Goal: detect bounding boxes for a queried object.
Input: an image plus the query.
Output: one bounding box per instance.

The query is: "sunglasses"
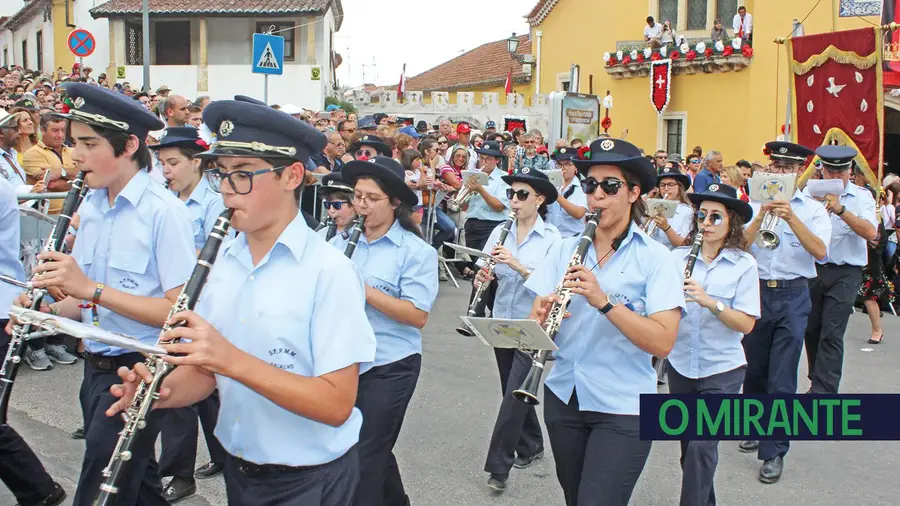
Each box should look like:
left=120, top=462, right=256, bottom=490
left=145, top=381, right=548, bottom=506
left=506, top=188, right=532, bottom=201
left=356, top=149, right=377, bottom=158
left=581, top=177, right=627, bottom=196
left=323, top=200, right=350, bottom=210
left=696, top=209, right=725, bottom=226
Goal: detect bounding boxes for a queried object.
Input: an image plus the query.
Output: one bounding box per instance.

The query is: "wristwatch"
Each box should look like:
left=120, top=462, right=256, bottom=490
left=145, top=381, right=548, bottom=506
left=60, top=168, right=68, bottom=179
left=836, top=205, right=846, bottom=216
left=522, top=268, right=532, bottom=280
left=711, top=301, right=726, bottom=317
left=598, top=295, right=615, bottom=315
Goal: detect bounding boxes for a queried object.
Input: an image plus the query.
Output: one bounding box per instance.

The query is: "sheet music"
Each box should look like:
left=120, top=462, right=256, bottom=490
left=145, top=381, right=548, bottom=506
left=460, top=317, right=559, bottom=352
left=805, top=178, right=845, bottom=198
left=461, top=170, right=489, bottom=186
left=644, top=198, right=678, bottom=219
left=541, top=169, right=565, bottom=189
left=749, top=173, right=795, bottom=202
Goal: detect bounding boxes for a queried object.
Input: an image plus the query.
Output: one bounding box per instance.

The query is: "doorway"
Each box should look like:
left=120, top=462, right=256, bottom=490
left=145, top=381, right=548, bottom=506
left=154, top=21, right=191, bottom=65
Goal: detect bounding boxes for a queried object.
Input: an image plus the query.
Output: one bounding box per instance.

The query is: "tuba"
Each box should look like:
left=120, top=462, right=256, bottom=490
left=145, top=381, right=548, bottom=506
left=456, top=211, right=516, bottom=337
left=513, top=212, right=601, bottom=405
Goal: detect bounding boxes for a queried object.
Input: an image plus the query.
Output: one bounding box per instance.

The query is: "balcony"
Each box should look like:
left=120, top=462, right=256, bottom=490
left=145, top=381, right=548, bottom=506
left=604, top=37, right=754, bottom=80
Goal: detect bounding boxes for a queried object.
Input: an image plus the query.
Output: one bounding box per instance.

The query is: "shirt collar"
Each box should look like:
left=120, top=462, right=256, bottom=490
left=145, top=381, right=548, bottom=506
left=186, top=176, right=211, bottom=205
left=513, top=215, right=547, bottom=242
left=224, top=211, right=310, bottom=264
left=90, top=170, right=150, bottom=208
left=368, top=219, right=404, bottom=247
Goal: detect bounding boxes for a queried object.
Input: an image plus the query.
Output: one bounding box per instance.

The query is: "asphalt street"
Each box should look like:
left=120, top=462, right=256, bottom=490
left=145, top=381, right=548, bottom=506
left=2, top=282, right=899, bottom=505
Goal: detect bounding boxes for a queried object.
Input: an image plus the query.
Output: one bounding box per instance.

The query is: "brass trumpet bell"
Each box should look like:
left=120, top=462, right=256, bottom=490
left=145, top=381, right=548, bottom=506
left=755, top=210, right=781, bottom=250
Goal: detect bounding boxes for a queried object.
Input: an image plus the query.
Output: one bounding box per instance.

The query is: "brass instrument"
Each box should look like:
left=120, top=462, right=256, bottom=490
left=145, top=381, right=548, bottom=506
left=447, top=185, right=475, bottom=212
left=755, top=210, right=781, bottom=249
left=513, top=212, right=601, bottom=405
left=456, top=211, right=516, bottom=337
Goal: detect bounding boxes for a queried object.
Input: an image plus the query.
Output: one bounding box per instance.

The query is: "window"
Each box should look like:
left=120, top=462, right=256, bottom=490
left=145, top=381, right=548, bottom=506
left=717, top=0, right=738, bottom=25
left=21, top=40, right=26, bottom=69
left=556, top=72, right=571, bottom=92
left=665, top=118, right=684, bottom=155
left=658, top=0, right=678, bottom=27
left=255, top=22, right=295, bottom=61
left=3, top=48, right=7, bottom=67
left=687, top=0, right=708, bottom=30
left=126, top=22, right=143, bottom=65
left=35, top=30, right=43, bottom=71
left=154, top=21, right=191, bottom=65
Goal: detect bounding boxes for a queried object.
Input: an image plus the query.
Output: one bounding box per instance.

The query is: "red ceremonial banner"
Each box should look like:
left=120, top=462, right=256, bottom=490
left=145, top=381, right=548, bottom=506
left=650, top=60, right=672, bottom=114
left=788, top=27, right=884, bottom=184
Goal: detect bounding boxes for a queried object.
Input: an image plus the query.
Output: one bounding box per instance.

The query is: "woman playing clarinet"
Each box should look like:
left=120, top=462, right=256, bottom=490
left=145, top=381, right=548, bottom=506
left=669, top=183, right=760, bottom=506
left=477, top=167, right=561, bottom=493
left=523, top=138, right=685, bottom=506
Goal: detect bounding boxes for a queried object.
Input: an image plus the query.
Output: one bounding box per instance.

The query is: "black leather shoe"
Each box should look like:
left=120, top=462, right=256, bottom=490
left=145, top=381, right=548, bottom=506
left=70, top=426, right=85, bottom=440
left=18, top=482, right=66, bottom=506
left=513, top=449, right=544, bottom=469
left=194, top=462, right=224, bottom=479
left=738, top=440, right=758, bottom=453
left=487, top=474, right=508, bottom=493
left=759, top=456, right=784, bottom=483
left=163, top=477, right=197, bottom=503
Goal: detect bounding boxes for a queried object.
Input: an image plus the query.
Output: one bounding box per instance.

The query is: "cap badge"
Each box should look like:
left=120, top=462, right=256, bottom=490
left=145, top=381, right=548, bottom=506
left=73, top=97, right=85, bottom=109
left=522, top=167, right=531, bottom=174
left=708, top=184, right=720, bottom=192
left=159, top=130, right=167, bottom=141
left=779, top=147, right=788, bottom=154
left=560, top=148, right=567, bottom=154
left=600, top=139, right=615, bottom=151
left=327, top=180, right=334, bottom=186
left=219, top=120, right=234, bottom=137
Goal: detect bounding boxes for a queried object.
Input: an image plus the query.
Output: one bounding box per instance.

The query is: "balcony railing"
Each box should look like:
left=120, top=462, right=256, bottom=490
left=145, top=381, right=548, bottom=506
left=605, top=37, right=754, bottom=79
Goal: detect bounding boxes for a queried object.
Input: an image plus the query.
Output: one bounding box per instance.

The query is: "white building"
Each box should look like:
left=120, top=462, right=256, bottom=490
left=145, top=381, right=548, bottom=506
left=88, top=0, right=342, bottom=108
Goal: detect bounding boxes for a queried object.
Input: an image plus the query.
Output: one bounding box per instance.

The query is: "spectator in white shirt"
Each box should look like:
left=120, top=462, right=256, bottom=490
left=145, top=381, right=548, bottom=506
left=733, top=6, right=753, bottom=43
left=644, top=16, right=663, bottom=48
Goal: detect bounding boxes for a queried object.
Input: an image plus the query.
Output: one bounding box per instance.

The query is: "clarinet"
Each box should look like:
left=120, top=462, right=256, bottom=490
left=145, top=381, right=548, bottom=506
left=94, top=209, right=233, bottom=506
left=315, top=216, right=332, bottom=232
left=683, top=230, right=705, bottom=279
left=455, top=211, right=516, bottom=337
left=0, top=172, right=87, bottom=425
left=513, top=211, right=601, bottom=405
left=343, top=216, right=366, bottom=258
left=325, top=219, right=338, bottom=242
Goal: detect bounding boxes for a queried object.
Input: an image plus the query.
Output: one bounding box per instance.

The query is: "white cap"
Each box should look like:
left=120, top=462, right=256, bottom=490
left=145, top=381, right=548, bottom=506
left=280, top=104, right=304, bottom=115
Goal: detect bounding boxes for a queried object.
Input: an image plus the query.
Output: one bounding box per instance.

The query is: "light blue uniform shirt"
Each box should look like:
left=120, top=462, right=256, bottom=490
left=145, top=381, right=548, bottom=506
left=195, top=212, right=376, bottom=466
left=545, top=180, right=588, bottom=238
left=749, top=190, right=832, bottom=280
left=0, top=178, right=24, bottom=315
left=72, top=170, right=195, bottom=356
left=669, top=247, right=761, bottom=379
left=331, top=220, right=438, bottom=368
left=524, top=223, right=686, bottom=415
left=650, top=202, right=694, bottom=249
left=180, top=177, right=229, bottom=251
left=803, top=182, right=875, bottom=267
left=465, top=169, right=510, bottom=222
left=476, top=217, right=561, bottom=319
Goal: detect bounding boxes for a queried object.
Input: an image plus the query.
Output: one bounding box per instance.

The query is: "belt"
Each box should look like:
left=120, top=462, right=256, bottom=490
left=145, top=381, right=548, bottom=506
left=232, top=456, right=326, bottom=477
left=818, top=263, right=863, bottom=269
left=760, top=278, right=808, bottom=289
left=83, top=351, right=143, bottom=372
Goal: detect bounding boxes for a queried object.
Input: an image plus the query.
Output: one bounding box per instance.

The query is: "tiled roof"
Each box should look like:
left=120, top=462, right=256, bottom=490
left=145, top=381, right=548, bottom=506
left=400, top=35, right=532, bottom=93
left=1, top=0, right=50, bottom=32
left=526, top=0, right=561, bottom=26
left=90, top=0, right=343, bottom=29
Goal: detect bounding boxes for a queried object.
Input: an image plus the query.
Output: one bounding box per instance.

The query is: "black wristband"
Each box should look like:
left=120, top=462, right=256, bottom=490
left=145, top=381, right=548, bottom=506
left=836, top=205, right=846, bottom=216
left=598, top=301, right=614, bottom=315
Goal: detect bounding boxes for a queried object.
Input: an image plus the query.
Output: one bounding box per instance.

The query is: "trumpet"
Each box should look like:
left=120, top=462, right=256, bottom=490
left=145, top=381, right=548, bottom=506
left=456, top=211, right=516, bottom=337
left=513, top=211, right=601, bottom=405
left=755, top=210, right=781, bottom=250
left=641, top=194, right=669, bottom=236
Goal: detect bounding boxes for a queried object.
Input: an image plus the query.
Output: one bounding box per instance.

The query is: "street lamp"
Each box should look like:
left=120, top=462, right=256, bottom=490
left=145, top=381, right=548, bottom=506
left=507, top=33, right=519, bottom=55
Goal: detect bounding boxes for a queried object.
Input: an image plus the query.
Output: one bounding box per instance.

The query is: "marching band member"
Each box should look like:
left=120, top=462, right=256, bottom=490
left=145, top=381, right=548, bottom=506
left=9, top=83, right=197, bottom=505
left=803, top=145, right=876, bottom=394
left=545, top=147, right=588, bottom=238
left=479, top=168, right=561, bottom=493
left=318, top=172, right=358, bottom=240
left=740, top=141, right=831, bottom=484
left=348, top=134, right=392, bottom=160
left=150, top=126, right=229, bottom=500
left=648, top=166, right=694, bottom=249
left=108, top=100, right=377, bottom=505
left=332, top=156, right=439, bottom=506
left=524, top=138, right=685, bottom=506
left=669, top=184, right=760, bottom=506
left=462, top=140, right=511, bottom=317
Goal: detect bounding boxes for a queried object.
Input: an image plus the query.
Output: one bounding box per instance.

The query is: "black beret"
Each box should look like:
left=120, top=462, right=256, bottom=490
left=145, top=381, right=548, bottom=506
left=62, top=82, right=164, bottom=139
left=197, top=100, right=326, bottom=163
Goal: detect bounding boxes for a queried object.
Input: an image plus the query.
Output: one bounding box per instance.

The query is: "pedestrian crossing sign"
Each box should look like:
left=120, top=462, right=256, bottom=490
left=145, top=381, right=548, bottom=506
left=252, top=33, right=284, bottom=75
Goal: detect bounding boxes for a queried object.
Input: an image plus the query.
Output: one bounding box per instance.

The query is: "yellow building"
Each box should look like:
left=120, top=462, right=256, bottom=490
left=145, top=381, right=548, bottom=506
left=0, top=0, right=78, bottom=72
left=526, top=0, right=883, bottom=165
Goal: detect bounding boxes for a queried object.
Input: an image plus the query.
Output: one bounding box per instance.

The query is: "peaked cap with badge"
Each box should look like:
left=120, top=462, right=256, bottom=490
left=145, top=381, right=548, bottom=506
left=551, top=146, right=578, bottom=162
left=474, top=140, right=506, bottom=158
left=320, top=172, right=354, bottom=195
left=503, top=167, right=559, bottom=203
left=764, top=141, right=815, bottom=163
left=197, top=100, right=326, bottom=162
left=61, top=82, right=165, bottom=139
left=656, top=165, right=691, bottom=191
left=815, top=145, right=857, bottom=171
left=573, top=137, right=657, bottom=194
left=342, top=156, right=418, bottom=207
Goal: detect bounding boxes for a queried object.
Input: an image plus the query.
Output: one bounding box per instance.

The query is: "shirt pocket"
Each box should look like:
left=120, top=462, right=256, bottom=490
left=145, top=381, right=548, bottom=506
left=781, top=227, right=802, bottom=248
left=108, top=249, right=153, bottom=293
left=706, top=281, right=736, bottom=306
left=367, top=262, right=401, bottom=298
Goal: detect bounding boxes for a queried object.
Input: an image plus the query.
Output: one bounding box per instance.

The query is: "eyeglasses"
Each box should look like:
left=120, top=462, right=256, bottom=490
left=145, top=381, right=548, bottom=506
left=696, top=209, right=725, bottom=226
left=353, top=192, right=389, bottom=205
left=342, top=128, right=357, bottom=133
left=438, top=141, right=449, bottom=145
left=323, top=200, right=350, bottom=210
left=659, top=182, right=680, bottom=189
left=205, top=166, right=284, bottom=195
left=356, top=149, right=377, bottom=158
left=581, top=177, right=627, bottom=196
left=506, top=188, right=532, bottom=201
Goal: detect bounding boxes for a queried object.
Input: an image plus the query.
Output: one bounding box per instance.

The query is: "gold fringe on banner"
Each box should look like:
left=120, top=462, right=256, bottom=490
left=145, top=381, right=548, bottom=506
left=798, top=127, right=882, bottom=195
left=790, top=47, right=877, bottom=75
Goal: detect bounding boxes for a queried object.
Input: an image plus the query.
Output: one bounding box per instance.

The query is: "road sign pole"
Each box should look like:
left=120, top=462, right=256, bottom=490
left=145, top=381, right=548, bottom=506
left=264, top=74, right=269, bottom=105
left=142, top=0, right=150, bottom=92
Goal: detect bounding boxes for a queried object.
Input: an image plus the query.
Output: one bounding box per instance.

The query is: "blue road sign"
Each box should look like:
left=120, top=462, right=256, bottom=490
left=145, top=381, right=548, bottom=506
left=252, top=33, right=285, bottom=76
left=67, top=29, right=96, bottom=58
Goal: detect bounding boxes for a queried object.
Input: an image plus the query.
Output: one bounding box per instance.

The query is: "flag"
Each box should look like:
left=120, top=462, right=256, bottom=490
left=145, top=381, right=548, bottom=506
left=788, top=27, right=884, bottom=185
left=650, top=59, right=672, bottom=114
left=397, top=63, right=406, bottom=101
left=504, top=70, right=512, bottom=95
left=882, top=0, right=900, bottom=86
